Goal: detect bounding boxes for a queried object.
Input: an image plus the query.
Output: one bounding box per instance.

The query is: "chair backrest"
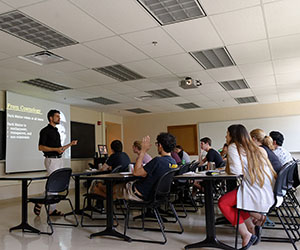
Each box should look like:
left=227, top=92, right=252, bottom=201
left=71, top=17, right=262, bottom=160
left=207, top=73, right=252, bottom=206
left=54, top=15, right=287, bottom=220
left=111, top=165, right=123, bottom=173
left=273, top=161, right=296, bottom=207
left=153, top=168, right=179, bottom=202
left=46, top=168, right=72, bottom=194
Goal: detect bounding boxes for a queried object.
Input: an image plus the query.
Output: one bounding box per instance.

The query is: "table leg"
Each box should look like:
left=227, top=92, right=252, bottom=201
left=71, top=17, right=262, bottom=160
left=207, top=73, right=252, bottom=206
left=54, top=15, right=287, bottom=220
left=184, top=180, right=234, bottom=250
left=90, top=180, right=131, bottom=242
left=10, top=180, right=40, bottom=234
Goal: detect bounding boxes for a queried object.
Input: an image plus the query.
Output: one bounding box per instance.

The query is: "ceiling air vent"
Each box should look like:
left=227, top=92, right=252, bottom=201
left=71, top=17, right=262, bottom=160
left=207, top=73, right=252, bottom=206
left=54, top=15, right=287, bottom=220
left=235, top=96, right=258, bottom=104
left=176, top=102, right=200, bottom=109
left=146, top=88, right=179, bottom=98
left=19, top=51, right=66, bottom=65
left=137, top=0, right=206, bottom=25
left=190, top=47, right=235, bottom=69
left=126, top=108, right=151, bottom=114
left=0, top=10, right=77, bottom=49
left=86, top=97, right=119, bottom=105
left=20, top=78, right=70, bottom=91
left=219, top=79, right=249, bottom=91
left=93, top=64, right=145, bottom=82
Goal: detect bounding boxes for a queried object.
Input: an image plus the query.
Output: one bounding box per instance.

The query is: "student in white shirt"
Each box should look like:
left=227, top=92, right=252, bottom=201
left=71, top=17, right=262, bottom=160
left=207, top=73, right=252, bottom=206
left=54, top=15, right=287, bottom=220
left=218, top=124, right=276, bottom=249
left=269, top=131, right=293, bottom=165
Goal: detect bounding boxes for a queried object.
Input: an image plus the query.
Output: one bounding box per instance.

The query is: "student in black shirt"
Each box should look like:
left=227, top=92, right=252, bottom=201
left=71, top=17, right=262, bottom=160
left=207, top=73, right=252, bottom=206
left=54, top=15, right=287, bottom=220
left=100, top=140, right=130, bottom=172
left=200, top=137, right=225, bottom=169
left=91, top=132, right=177, bottom=201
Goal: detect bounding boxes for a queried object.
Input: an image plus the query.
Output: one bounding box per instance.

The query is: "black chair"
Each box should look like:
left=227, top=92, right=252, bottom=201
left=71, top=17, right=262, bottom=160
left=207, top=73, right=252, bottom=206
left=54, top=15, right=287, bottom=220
left=80, top=165, right=123, bottom=227
left=124, top=168, right=183, bottom=244
left=28, top=168, right=78, bottom=235
left=260, top=161, right=299, bottom=250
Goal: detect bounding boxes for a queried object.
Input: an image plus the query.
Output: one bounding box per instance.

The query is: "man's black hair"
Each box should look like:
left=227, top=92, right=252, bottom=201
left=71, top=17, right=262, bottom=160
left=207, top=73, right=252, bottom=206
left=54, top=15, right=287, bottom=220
left=200, top=137, right=212, bottom=146
left=47, top=109, right=60, bottom=122
left=269, top=131, right=284, bottom=146
left=156, top=132, right=176, bottom=153
left=110, top=140, right=123, bottom=153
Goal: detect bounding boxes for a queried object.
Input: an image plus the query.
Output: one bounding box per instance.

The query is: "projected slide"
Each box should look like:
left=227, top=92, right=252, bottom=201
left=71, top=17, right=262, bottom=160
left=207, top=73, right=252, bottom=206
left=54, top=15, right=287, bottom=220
left=6, top=92, right=71, bottom=173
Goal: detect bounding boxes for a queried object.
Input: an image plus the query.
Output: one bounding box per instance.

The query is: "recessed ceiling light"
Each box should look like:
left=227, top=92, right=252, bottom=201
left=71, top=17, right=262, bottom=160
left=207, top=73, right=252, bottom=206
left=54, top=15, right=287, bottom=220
left=126, top=108, right=151, bottom=114
left=0, top=10, right=77, bottom=49
left=20, top=78, right=70, bottom=91
left=86, top=97, right=119, bottom=105
left=176, top=102, right=201, bottom=109
left=219, top=79, right=249, bottom=91
left=18, top=51, right=67, bottom=65
left=235, top=96, right=258, bottom=104
left=137, top=0, right=206, bottom=25
left=146, top=88, right=179, bottom=98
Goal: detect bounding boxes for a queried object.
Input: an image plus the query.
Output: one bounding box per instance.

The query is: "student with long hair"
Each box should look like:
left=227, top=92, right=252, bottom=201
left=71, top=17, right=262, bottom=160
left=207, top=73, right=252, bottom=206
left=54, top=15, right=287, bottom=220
left=250, top=129, right=282, bottom=173
left=218, top=124, right=276, bottom=249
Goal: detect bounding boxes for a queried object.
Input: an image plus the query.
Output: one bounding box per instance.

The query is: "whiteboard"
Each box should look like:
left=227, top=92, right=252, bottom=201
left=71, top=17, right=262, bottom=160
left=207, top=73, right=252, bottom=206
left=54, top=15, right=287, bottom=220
left=198, top=115, right=300, bottom=152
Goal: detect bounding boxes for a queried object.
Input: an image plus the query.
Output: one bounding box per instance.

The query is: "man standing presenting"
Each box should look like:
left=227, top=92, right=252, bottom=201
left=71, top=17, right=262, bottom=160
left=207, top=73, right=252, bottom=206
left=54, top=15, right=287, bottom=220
left=35, top=109, right=77, bottom=216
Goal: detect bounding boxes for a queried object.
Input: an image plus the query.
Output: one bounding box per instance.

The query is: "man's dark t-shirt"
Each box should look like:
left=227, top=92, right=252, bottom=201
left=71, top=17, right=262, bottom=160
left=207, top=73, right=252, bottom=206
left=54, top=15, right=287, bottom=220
left=106, top=152, right=130, bottom=172
left=261, top=145, right=282, bottom=173
left=206, top=148, right=225, bottom=168
left=38, top=124, right=61, bottom=157
left=134, top=156, right=176, bottom=201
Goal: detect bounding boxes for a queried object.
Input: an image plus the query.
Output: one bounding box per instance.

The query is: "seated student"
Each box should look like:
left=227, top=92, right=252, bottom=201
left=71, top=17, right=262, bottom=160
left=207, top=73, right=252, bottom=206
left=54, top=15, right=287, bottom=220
left=132, top=140, right=152, bottom=165
left=250, top=129, right=282, bottom=173
left=175, top=145, right=191, bottom=164
left=218, top=125, right=276, bottom=249
left=100, top=140, right=130, bottom=172
left=91, top=133, right=177, bottom=201
left=199, top=137, right=225, bottom=169
left=220, top=143, right=228, bottom=161
left=269, top=131, right=293, bottom=166
left=171, top=150, right=182, bottom=165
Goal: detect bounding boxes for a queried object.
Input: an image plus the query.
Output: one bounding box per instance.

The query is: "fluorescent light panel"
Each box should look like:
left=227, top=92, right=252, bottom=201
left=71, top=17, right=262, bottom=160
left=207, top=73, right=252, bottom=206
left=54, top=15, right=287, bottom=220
left=235, top=96, right=257, bottom=104
left=219, top=79, right=249, bottom=91
left=176, top=102, right=200, bottom=109
left=21, top=78, right=70, bottom=91
left=137, top=0, right=206, bottom=25
left=146, top=88, right=179, bottom=98
left=87, top=97, right=119, bottom=105
left=126, top=108, right=151, bottom=114
left=0, top=10, right=77, bottom=49
left=93, top=64, right=145, bottom=82
left=190, top=47, right=235, bottom=69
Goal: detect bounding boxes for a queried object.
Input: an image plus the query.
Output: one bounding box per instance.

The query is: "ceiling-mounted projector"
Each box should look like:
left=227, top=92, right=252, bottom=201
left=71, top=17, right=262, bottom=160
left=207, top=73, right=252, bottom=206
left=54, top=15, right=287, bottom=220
left=179, top=77, right=202, bottom=89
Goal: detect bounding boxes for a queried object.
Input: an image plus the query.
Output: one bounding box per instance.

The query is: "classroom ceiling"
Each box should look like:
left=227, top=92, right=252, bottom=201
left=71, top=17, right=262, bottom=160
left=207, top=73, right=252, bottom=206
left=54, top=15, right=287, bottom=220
left=0, top=0, right=299, bottom=116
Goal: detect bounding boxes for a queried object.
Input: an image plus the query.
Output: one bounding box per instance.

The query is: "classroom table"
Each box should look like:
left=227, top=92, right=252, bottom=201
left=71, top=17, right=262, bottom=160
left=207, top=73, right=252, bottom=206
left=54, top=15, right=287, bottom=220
left=0, top=174, right=48, bottom=234
left=80, top=173, right=140, bottom=241
left=175, top=172, right=242, bottom=250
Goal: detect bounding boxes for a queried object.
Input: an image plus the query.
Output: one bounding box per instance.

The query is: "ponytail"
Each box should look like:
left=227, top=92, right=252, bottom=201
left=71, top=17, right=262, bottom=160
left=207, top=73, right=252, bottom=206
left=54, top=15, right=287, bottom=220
left=262, top=136, right=275, bottom=150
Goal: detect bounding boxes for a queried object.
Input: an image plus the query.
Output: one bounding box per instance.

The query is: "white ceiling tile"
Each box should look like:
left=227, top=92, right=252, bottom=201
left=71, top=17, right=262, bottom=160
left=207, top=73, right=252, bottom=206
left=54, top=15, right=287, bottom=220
left=273, top=57, right=300, bottom=74
left=1, top=0, right=45, bottom=8
left=277, top=82, right=300, bottom=91
left=123, top=59, right=170, bottom=77
left=101, top=82, right=138, bottom=94
left=279, top=91, right=300, bottom=102
left=167, top=86, right=201, bottom=97
left=256, top=94, right=279, bottom=103
left=228, top=89, right=254, bottom=98
left=124, top=79, right=162, bottom=91
left=200, top=0, right=260, bottom=15
left=21, top=0, right=114, bottom=42
left=0, top=31, right=41, bottom=56
left=198, top=82, right=224, bottom=93
left=84, top=36, right=148, bottom=63
left=184, top=94, right=210, bottom=102
left=177, top=70, right=215, bottom=84
left=214, top=98, right=239, bottom=106
left=77, top=85, right=118, bottom=96
left=121, top=27, right=184, bottom=58
left=246, top=75, right=276, bottom=87
left=210, top=6, right=266, bottom=44
left=51, top=44, right=115, bottom=68
left=276, top=72, right=300, bottom=85
left=45, top=61, right=86, bottom=73
left=56, top=89, right=93, bottom=99
left=251, top=86, right=278, bottom=96
left=199, top=100, right=219, bottom=108
left=227, top=40, right=271, bottom=65
left=0, top=51, right=10, bottom=60
left=104, top=94, right=134, bottom=103
left=155, top=53, right=203, bottom=74
left=69, top=69, right=117, bottom=85
left=0, top=1, right=13, bottom=13
left=163, top=17, right=223, bottom=52
left=270, top=34, right=300, bottom=59
left=264, top=0, right=300, bottom=38
left=206, top=66, right=243, bottom=81
left=163, top=97, right=188, bottom=104
left=204, top=91, right=232, bottom=100
left=70, top=0, right=158, bottom=34
left=148, top=75, right=179, bottom=87
left=238, top=61, right=274, bottom=78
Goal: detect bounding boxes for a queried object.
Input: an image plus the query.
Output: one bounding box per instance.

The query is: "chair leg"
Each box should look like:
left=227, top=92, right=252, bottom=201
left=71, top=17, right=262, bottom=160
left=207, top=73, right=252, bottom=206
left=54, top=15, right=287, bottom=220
left=235, top=209, right=240, bottom=249
left=51, top=199, right=78, bottom=227
left=168, top=203, right=184, bottom=233
left=40, top=204, right=53, bottom=235
left=153, top=208, right=167, bottom=244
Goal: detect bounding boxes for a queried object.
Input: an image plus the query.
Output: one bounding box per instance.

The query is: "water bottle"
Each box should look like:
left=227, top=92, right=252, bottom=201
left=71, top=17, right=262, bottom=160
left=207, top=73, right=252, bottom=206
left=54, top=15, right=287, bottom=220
left=182, top=159, right=186, bottom=165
